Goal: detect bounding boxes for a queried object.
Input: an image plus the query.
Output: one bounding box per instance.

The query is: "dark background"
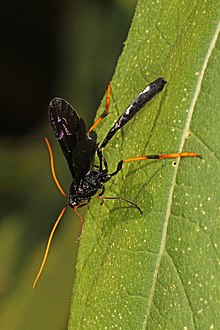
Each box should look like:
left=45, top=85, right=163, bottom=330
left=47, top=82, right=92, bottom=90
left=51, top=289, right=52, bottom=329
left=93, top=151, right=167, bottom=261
left=0, top=1, right=136, bottom=329
left=1, top=0, right=136, bottom=137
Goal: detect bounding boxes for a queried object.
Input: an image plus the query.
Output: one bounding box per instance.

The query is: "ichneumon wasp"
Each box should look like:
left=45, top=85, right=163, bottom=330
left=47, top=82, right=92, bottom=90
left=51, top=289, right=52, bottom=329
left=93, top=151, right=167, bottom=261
left=32, top=77, right=201, bottom=287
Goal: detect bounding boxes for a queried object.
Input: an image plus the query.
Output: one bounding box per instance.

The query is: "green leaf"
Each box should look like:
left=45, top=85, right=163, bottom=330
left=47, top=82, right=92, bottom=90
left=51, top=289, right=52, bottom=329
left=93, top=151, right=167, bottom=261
left=69, top=1, right=220, bottom=329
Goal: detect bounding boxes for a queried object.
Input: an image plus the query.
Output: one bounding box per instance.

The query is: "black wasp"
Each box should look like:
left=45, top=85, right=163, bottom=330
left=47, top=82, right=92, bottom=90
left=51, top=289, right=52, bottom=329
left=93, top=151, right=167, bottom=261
left=33, top=77, right=201, bottom=287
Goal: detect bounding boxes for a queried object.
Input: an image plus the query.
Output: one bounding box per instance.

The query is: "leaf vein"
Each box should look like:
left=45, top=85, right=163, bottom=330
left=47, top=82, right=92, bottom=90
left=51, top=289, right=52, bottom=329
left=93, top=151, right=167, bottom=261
left=142, top=20, right=220, bottom=329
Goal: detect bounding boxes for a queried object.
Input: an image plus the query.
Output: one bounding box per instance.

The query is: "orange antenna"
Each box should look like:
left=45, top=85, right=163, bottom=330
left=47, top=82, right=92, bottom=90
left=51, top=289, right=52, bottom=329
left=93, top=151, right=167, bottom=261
left=32, top=207, right=66, bottom=288
left=45, top=137, right=67, bottom=198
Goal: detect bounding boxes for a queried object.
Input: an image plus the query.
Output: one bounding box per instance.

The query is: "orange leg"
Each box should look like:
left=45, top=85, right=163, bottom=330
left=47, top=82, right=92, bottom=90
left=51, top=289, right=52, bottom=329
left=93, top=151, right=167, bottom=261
left=87, top=83, right=111, bottom=134
left=74, top=206, right=85, bottom=242
left=110, top=152, right=201, bottom=177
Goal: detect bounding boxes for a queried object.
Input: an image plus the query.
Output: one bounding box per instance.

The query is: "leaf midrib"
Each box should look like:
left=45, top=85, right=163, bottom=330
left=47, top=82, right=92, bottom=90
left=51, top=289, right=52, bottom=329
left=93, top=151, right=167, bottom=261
left=143, top=20, right=220, bottom=328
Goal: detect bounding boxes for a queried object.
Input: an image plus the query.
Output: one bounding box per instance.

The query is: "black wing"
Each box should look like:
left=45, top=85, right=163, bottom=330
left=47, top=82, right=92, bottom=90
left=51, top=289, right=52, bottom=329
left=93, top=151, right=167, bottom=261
left=49, top=97, right=97, bottom=186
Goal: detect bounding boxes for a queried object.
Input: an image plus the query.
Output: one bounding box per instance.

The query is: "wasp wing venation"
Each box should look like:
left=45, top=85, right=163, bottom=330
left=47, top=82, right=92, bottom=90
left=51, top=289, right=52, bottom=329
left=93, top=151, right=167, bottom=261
left=49, top=97, right=97, bottom=184
left=71, top=139, right=97, bottom=186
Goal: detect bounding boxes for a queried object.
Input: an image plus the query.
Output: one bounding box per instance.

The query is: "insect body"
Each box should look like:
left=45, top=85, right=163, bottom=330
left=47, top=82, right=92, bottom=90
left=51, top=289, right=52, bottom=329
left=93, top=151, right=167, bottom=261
left=33, top=77, right=201, bottom=288
left=49, top=78, right=170, bottom=210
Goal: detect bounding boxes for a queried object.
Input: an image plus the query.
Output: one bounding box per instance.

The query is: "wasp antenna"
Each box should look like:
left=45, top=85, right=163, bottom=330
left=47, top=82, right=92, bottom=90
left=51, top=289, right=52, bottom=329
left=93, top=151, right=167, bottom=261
left=32, top=207, right=66, bottom=289
left=45, top=137, right=67, bottom=198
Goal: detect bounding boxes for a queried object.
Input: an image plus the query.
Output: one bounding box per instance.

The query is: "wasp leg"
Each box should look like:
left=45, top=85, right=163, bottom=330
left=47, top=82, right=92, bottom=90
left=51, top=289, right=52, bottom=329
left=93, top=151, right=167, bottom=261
left=109, top=152, right=201, bottom=177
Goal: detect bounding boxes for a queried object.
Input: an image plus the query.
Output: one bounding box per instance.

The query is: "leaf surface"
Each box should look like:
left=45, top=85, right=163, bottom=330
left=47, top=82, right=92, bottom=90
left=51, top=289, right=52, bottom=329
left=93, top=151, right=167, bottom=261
left=69, top=1, right=220, bottom=329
